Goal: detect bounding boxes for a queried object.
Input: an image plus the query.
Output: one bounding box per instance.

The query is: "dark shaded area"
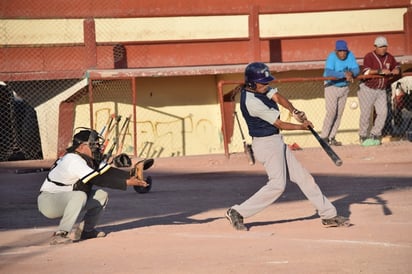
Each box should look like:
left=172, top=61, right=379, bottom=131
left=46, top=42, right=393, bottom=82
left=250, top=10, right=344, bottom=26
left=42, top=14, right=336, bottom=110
left=0, top=170, right=410, bottom=232
left=0, top=84, right=43, bottom=161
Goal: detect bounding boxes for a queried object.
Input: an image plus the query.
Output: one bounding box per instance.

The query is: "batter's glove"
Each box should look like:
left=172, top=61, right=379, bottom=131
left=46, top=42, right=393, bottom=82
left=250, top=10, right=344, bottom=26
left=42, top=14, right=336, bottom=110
left=292, top=109, right=307, bottom=123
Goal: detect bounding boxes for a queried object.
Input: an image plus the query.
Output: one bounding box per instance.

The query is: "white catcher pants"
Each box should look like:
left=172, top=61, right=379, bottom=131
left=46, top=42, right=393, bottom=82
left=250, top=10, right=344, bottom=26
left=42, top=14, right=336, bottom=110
left=38, top=189, right=108, bottom=233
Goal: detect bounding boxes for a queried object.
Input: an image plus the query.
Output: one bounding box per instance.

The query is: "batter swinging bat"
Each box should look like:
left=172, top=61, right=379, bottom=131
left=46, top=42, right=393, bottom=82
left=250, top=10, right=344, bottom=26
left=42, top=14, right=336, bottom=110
left=308, top=126, right=342, bottom=166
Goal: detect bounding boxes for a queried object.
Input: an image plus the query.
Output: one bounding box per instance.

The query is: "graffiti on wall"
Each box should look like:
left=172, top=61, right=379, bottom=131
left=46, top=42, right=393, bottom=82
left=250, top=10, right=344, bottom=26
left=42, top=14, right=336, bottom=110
left=93, top=107, right=222, bottom=158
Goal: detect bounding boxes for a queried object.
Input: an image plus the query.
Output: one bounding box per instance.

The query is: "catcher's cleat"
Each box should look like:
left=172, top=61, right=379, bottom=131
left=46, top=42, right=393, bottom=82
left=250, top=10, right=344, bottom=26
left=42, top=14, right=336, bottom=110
left=225, top=208, right=248, bottom=231
left=74, top=221, right=106, bottom=241
left=50, top=230, right=72, bottom=245
left=322, top=215, right=351, bottom=227
left=80, top=229, right=106, bottom=240
left=134, top=176, right=152, bottom=193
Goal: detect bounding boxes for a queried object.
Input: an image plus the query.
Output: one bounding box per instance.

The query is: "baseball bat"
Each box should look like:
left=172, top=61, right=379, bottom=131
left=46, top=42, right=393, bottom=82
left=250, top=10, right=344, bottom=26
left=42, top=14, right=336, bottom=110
left=99, top=113, right=114, bottom=136
left=234, top=111, right=255, bottom=165
left=308, top=126, right=342, bottom=166
left=103, top=114, right=115, bottom=139
left=116, top=114, right=131, bottom=155
left=102, top=115, right=131, bottom=164
left=102, top=115, right=122, bottom=153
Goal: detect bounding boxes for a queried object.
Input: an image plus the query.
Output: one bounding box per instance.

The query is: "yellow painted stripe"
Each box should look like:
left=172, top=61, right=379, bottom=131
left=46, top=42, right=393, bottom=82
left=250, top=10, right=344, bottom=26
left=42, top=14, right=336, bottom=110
left=94, top=15, right=249, bottom=42
left=0, top=19, right=84, bottom=45
left=0, top=8, right=407, bottom=45
left=259, top=8, right=406, bottom=38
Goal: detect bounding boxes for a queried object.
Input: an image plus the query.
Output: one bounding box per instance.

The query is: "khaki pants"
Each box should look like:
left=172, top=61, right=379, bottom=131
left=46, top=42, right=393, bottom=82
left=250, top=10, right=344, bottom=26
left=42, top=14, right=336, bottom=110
left=358, top=83, right=388, bottom=138
left=38, top=189, right=108, bottom=233
left=320, top=85, right=349, bottom=140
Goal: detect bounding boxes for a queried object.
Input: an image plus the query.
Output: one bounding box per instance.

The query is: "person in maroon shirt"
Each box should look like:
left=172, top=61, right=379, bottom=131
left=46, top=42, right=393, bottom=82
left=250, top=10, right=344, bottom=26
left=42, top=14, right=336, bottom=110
left=358, top=36, right=401, bottom=145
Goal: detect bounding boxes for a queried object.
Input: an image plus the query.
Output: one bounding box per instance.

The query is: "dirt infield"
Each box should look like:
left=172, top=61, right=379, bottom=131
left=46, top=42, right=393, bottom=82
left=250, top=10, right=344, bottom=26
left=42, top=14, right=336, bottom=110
left=0, top=141, right=411, bottom=274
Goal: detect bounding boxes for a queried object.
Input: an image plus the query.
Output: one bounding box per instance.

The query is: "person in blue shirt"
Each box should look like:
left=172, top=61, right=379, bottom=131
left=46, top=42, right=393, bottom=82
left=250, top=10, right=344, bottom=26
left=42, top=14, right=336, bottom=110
left=320, top=40, right=360, bottom=145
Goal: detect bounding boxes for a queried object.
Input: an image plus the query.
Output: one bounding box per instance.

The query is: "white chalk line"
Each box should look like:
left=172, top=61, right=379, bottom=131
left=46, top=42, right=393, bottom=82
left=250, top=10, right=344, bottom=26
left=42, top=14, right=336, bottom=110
left=291, top=238, right=412, bottom=248
left=173, top=232, right=411, bottom=248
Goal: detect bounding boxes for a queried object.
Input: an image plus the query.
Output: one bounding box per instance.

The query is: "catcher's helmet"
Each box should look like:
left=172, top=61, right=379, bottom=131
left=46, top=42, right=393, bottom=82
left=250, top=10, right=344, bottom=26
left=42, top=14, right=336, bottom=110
left=244, top=62, right=275, bottom=89
left=67, top=128, right=104, bottom=162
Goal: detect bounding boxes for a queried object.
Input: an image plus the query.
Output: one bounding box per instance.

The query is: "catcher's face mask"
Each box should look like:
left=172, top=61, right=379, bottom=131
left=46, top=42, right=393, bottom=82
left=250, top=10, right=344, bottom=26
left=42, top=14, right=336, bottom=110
left=72, top=128, right=104, bottom=161
left=86, top=129, right=104, bottom=162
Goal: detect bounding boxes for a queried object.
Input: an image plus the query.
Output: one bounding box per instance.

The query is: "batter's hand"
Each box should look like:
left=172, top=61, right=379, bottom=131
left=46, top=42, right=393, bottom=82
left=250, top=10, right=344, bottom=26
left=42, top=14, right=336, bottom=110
left=302, top=120, right=314, bottom=130
left=292, top=109, right=307, bottom=123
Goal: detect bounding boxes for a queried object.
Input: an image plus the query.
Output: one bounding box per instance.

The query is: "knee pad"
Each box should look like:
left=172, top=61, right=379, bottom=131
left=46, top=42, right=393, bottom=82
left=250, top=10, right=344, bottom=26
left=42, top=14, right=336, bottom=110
left=94, top=189, right=109, bottom=207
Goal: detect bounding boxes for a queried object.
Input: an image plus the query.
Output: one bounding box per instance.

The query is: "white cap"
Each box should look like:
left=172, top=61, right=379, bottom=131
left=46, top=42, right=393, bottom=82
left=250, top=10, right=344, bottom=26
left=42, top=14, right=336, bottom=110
left=374, top=36, right=388, bottom=47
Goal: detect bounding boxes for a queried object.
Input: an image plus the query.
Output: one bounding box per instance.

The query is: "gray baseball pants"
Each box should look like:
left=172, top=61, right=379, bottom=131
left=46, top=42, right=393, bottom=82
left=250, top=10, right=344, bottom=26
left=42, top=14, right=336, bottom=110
left=232, top=134, right=337, bottom=219
left=358, top=83, right=388, bottom=137
left=320, top=85, right=349, bottom=139
left=38, top=189, right=108, bottom=233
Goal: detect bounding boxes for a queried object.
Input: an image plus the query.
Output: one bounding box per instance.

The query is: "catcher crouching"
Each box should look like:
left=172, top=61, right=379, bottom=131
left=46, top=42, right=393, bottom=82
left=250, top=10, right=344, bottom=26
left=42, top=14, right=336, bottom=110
left=37, top=128, right=153, bottom=245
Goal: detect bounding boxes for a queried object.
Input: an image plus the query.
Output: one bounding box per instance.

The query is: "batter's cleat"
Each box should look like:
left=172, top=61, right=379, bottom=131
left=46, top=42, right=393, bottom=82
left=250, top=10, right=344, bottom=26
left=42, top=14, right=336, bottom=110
left=225, top=208, right=248, bottom=231
left=322, top=216, right=351, bottom=227
left=50, top=230, right=72, bottom=245
left=80, top=229, right=106, bottom=240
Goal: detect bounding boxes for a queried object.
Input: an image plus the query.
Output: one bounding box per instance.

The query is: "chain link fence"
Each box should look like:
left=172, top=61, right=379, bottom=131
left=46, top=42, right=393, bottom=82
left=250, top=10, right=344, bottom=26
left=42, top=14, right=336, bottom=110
left=0, top=80, right=81, bottom=161
left=1, top=2, right=411, bottom=161
left=2, top=74, right=412, bottom=162
left=220, top=75, right=412, bottom=157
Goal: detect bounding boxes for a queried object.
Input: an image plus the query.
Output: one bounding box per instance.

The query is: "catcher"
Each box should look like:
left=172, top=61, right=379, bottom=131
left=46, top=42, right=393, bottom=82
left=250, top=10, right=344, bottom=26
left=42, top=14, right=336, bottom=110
left=225, top=62, right=350, bottom=231
left=37, top=128, right=153, bottom=245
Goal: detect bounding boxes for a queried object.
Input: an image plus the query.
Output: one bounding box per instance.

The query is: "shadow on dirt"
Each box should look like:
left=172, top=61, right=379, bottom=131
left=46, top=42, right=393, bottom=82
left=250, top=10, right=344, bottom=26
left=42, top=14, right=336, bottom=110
left=0, top=170, right=410, bottom=232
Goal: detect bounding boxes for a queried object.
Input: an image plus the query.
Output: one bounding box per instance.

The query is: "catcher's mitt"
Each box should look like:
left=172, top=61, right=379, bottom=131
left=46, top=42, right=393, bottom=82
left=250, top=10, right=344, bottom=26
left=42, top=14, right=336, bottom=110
left=292, top=109, right=307, bottom=123
left=130, top=158, right=154, bottom=179
left=133, top=176, right=152, bottom=193
left=130, top=159, right=154, bottom=193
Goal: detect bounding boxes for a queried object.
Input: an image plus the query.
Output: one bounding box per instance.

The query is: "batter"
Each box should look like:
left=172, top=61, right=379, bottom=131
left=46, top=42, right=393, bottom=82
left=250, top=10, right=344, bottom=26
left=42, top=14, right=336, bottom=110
left=225, top=62, right=350, bottom=231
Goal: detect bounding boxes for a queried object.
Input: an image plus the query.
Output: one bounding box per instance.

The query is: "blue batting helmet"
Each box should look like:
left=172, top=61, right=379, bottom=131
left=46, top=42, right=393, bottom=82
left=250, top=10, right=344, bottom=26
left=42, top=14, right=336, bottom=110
left=244, top=62, right=275, bottom=88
